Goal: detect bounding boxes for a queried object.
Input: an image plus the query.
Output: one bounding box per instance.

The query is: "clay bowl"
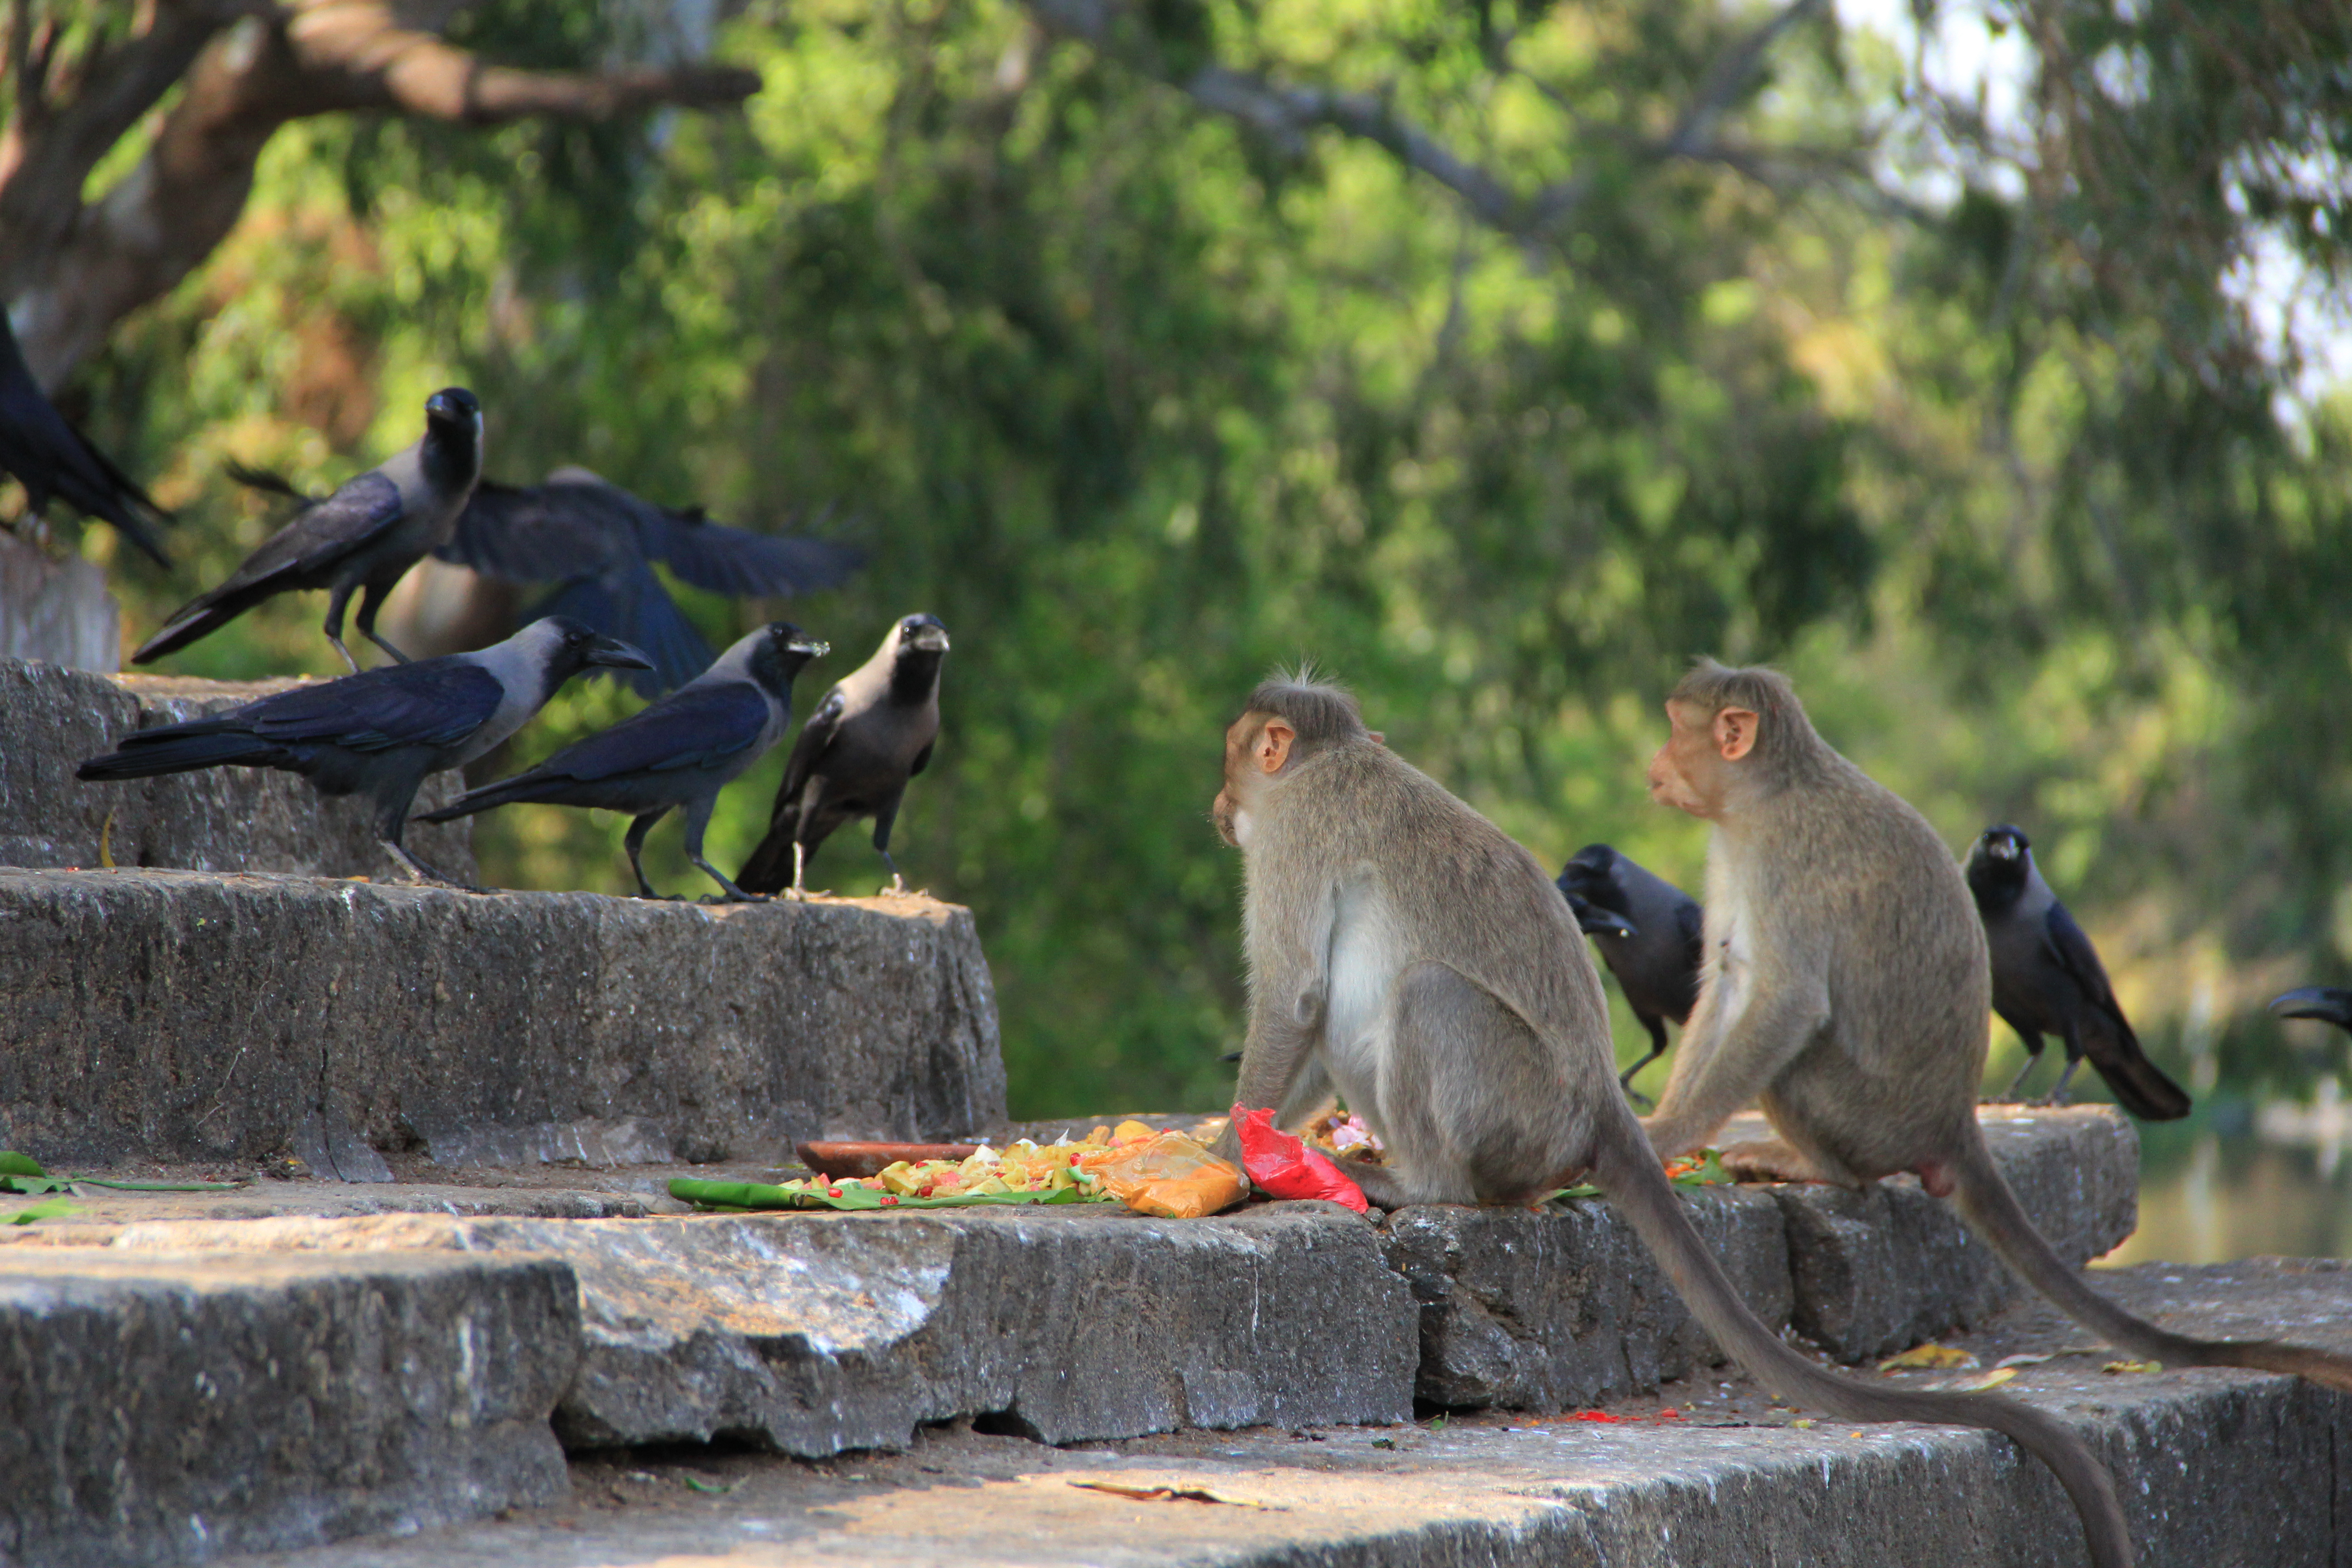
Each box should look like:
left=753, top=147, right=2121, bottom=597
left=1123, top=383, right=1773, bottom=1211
left=795, top=1140, right=981, bottom=1180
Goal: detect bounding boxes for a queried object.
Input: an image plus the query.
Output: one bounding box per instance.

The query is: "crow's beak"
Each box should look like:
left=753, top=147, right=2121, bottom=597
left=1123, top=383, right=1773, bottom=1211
left=909, top=624, right=950, bottom=654
left=789, top=635, right=831, bottom=658
left=1989, top=839, right=2020, bottom=861
left=588, top=638, right=655, bottom=672
left=2270, top=987, right=2352, bottom=1031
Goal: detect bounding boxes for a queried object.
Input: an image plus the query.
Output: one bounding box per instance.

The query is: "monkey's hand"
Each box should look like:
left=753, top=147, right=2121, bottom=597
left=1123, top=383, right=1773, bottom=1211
left=1716, top=1138, right=1833, bottom=1185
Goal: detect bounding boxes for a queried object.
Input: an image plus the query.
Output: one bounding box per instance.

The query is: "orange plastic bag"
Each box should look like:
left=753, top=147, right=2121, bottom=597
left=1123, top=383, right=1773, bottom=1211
left=1084, top=1130, right=1249, bottom=1218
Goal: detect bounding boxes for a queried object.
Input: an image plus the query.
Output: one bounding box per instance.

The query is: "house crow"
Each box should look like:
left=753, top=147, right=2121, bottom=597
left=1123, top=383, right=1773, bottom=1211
left=78, top=616, right=646, bottom=886
left=0, top=314, right=170, bottom=565
left=136, top=387, right=483, bottom=672
left=1966, top=824, right=2190, bottom=1120
left=1556, top=842, right=1704, bottom=1100
left=736, top=612, right=949, bottom=897
left=2270, top=988, right=2352, bottom=1039
left=420, top=621, right=828, bottom=902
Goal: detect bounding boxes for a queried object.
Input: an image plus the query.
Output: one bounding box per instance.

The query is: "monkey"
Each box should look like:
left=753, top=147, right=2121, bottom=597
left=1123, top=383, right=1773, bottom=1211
left=1639, top=659, right=2352, bottom=1404
left=1206, top=673, right=2132, bottom=1568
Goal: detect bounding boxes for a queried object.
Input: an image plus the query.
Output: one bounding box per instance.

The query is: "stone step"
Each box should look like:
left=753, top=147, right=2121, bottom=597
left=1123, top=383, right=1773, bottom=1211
left=0, top=1248, right=577, bottom=1568
left=0, top=868, right=1007, bottom=1168
left=217, top=1261, right=2352, bottom=1568
left=0, top=656, right=475, bottom=881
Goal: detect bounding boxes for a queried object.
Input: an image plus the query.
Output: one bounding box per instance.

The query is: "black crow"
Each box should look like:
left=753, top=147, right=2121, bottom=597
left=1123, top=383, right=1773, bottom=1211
left=136, top=388, right=483, bottom=672
left=736, top=612, right=949, bottom=897
left=1965, top=824, right=2190, bottom=1120
left=78, top=617, right=646, bottom=886
left=420, top=621, right=828, bottom=903
left=0, top=313, right=170, bottom=565
left=1557, top=843, right=1704, bottom=1100
left=2271, top=988, right=2352, bottom=1038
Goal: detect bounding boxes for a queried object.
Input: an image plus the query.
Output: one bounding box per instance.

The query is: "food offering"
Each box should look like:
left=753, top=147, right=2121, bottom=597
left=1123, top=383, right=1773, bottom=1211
left=670, top=1121, right=1242, bottom=1213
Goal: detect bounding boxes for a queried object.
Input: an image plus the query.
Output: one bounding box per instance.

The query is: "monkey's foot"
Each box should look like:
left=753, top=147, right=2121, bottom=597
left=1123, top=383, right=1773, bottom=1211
left=1717, top=1138, right=1836, bottom=1185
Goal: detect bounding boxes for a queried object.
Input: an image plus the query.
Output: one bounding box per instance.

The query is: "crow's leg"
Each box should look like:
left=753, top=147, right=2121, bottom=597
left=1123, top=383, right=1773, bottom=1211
left=355, top=579, right=413, bottom=665
left=871, top=791, right=907, bottom=895
left=322, top=582, right=363, bottom=673
left=1617, top=1016, right=1671, bottom=1107
left=784, top=839, right=830, bottom=900
left=1994, top=1036, right=2046, bottom=1102
left=377, top=794, right=489, bottom=892
left=681, top=797, right=768, bottom=904
left=623, top=811, right=675, bottom=900
left=2039, top=1023, right=2085, bottom=1106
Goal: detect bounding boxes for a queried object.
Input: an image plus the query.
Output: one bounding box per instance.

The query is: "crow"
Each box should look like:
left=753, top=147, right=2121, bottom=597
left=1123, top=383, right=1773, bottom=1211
left=1965, top=824, right=2190, bottom=1120
left=736, top=613, right=949, bottom=897
left=136, top=387, right=483, bottom=672
left=78, top=617, right=646, bottom=886
left=420, top=621, right=828, bottom=903
left=1557, top=843, right=1704, bottom=1101
left=0, top=313, right=170, bottom=565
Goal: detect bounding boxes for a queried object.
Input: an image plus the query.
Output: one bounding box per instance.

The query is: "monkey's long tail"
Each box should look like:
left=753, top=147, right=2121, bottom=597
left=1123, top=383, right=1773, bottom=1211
left=1595, top=1126, right=2133, bottom=1568
left=1950, top=1130, right=2352, bottom=1393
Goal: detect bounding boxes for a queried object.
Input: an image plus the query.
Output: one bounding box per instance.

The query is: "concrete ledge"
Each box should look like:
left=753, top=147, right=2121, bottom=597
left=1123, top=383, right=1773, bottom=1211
left=69, top=1201, right=1420, bottom=1455
left=1387, top=1106, right=2138, bottom=1410
left=0, top=657, right=474, bottom=880
left=0, top=1249, right=578, bottom=1568
left=201, top=1262, right=2352, bottom=1568
left=0, top=869, right=1008, bottom=1166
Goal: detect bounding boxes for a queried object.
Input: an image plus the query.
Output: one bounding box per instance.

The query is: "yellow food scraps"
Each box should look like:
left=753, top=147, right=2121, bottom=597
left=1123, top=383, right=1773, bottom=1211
left=1950, top=1367, right=2018, bottom=1392
left=1085, top=1130, right=1250, bottom=1218
left=1877, top=1343, right=1979, bottom=1372
left=2102, top=1360, right=2163, bottom=1375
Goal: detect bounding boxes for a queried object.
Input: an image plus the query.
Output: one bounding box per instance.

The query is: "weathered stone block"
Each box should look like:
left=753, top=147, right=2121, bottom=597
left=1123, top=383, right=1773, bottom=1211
left=0, top=869, right=1007, bottom=1167
left=0, top=656, right=474, bottom=880
left=0, top=536, right=117, bottom=674
left=1383, top=1185, right=1790, bottom=1411
left=1774, top=1105, right=2141, bottom=1362
left=85, top=1201, right=1418, bottom=1455
left=0, top=1249, right=577, bottom=1567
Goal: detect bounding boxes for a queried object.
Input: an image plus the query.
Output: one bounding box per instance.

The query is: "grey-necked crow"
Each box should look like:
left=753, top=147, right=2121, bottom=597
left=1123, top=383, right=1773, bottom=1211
left=1965, top=824, right=2190, bottom=1120
left=78, top=617, right=646, bottom=886
left=736, top=612, right=948, bottom=897
left=420, top=621, right=828, bottom=902
left=136, top=388, right=483, bottom=672
left=0, top=314, right=170, bottom=565
left=2270, top=988, right=2352, bottom=1038
left=1557, top=843, right=1703, bottom=1100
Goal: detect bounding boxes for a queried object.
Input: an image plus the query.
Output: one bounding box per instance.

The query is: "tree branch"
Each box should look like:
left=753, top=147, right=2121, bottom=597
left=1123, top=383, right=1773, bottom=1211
left=2, top=0, right=760, bottom=386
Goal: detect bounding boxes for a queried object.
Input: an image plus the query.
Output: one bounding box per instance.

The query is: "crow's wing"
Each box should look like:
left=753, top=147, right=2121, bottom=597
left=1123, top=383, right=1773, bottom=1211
left=769, top=686, right=847, bottom=822
left=436, top=478, right=630, bottom=582
left=2042, top=902, right=2132, bottom=1031
left=529, top=570, right=713, bottom=697
left=650, top=506, right=866, bottom=598
left=216, top=471, right=406, bottom=594
left=239, top=661, right=507, bottom=753
left=0, top=317, right=169, bottom=564
left=531, top=680, right=771, bottom=782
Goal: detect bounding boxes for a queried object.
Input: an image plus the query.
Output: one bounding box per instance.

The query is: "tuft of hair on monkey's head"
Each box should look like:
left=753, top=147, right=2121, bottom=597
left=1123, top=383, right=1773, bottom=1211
left=1666, top=659, right=1831, bottom=781
left=1240, top=671, right=1371, bottom=760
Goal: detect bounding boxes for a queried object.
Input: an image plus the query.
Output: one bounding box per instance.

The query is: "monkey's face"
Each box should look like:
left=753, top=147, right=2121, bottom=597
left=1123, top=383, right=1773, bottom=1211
left=1212, top=712, right=1294, bottom=848
left=1647, top=700, right=1753, bottom=818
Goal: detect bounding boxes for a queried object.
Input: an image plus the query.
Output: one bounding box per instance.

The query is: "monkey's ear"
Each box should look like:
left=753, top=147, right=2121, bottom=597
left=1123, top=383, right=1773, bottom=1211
left=1257, top=720, right=1296, bottom=774
left=1715, top=708, right=1759, bottom=761
left=1367, top=731, right=1384, bottom=745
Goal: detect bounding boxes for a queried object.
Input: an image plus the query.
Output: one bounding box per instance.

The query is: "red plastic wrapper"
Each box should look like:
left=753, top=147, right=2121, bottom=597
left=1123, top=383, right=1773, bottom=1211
left=1231, top=1104, right=1369, bottom=1213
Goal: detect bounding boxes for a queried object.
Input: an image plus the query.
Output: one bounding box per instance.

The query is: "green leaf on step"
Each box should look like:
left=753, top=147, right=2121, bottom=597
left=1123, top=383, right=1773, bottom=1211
left=71, top=1178, right=245, bottom=1192
left=0, top=1152, right=46, bottom=1178
left=0, top=1175, right=71, bottom=1195
left=668, top=1176, right=1105, bottom=1212
left=7, top=1196, right=76, bottom=1225
left=681, top=1475, right=734, bottom=1494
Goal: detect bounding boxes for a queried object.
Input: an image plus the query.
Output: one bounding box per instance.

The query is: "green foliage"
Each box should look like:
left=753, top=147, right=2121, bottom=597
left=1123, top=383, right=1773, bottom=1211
left=66, top=0, right=2352, bottom=1118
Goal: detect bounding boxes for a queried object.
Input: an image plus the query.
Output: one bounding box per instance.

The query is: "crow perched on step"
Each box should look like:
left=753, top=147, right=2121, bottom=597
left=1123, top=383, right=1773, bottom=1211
left=0, top=314, right=170, bottom=565
left=136, top=388, right=483, bottom=672
left=1556, top=843, right=1704, bottom=1100
left=78, top=617, right=646, bottom=887
left=736, top=613, right=949, bottom=898
left=421, top=621, right=828, bottom=903
left=1965, top=824, right=2190, bottom=1121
